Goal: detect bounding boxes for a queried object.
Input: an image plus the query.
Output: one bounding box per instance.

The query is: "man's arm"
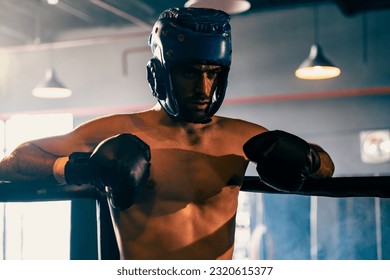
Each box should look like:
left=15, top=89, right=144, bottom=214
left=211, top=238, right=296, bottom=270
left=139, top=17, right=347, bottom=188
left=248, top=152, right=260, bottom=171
left=0, top=120, right=97, bottom=184
left=0, top=141, right=60, bottom=184
left=0, top=127, right=152, bottom=210
left=0, top=114, right=121, bottom=184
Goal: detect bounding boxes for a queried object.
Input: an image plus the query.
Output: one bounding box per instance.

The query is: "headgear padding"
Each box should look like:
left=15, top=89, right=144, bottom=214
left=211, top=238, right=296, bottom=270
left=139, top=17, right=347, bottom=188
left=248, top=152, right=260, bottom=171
left=146, top=7, right=232, bottom=123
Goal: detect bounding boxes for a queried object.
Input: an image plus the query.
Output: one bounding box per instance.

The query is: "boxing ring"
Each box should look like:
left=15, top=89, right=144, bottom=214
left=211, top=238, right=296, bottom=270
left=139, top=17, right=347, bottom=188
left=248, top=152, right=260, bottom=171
left=1, top=176, right=390, bottom=259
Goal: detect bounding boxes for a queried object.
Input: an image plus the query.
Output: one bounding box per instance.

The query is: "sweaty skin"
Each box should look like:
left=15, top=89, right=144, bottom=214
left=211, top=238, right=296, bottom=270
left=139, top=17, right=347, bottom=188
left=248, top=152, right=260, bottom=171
left=0, top=64, right=334, bottom=260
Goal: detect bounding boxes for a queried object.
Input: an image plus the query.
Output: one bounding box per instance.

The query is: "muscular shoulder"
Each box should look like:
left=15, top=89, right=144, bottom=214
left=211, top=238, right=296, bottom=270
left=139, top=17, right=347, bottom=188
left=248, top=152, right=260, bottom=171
left=33, top=110, right=156, bottom=154
left=75, top=110, right=155, bottom=136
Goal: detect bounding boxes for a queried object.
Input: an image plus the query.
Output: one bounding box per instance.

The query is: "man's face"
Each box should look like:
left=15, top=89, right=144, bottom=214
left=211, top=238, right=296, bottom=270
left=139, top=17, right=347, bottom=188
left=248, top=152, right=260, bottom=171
left=170, top=64, right=222, bottom=123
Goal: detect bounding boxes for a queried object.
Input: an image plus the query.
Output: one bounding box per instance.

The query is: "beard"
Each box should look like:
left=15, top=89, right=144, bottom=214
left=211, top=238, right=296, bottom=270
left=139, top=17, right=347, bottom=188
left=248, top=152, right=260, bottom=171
left=177, top=98, right=212, bottom=123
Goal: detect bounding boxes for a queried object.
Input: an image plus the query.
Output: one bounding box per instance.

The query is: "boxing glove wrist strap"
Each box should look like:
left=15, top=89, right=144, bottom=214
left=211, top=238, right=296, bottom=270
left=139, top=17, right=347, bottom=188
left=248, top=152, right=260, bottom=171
left=310, top=149, right=321, bottom=175
left=64, top=152, right=93, bottom=185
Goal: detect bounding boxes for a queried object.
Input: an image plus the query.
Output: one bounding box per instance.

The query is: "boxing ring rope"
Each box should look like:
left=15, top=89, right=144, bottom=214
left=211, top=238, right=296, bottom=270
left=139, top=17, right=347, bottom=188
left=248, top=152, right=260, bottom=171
left=1, top=176, right=389, bottom=259
left=241, top=176, right=390, bottom=198
left=0, top=182, right=101, bottom=202
left=1, top=176, right=389, bottom=202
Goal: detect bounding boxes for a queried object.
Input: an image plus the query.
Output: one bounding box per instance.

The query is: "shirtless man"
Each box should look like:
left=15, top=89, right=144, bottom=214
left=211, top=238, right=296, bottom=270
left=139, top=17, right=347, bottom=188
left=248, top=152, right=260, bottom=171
left=0, top=7, right=334, bottom=260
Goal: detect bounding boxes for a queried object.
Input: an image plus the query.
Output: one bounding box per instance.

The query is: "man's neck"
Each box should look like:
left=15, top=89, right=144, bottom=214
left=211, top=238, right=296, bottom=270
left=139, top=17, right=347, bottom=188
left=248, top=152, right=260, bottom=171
left=152, top=103, right=214, bottom=130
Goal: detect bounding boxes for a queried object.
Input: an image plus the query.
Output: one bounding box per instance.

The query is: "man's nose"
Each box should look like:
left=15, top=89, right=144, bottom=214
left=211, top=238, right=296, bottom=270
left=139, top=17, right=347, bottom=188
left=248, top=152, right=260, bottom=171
left=195, top=73, right=212, bottom=95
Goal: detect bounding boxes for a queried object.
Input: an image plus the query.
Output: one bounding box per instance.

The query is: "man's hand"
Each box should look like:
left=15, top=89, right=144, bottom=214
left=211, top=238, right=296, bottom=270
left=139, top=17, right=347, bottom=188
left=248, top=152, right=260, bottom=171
left=64, top=133, right=151, bottom=210
left=243, top=130, right=320, bottom=192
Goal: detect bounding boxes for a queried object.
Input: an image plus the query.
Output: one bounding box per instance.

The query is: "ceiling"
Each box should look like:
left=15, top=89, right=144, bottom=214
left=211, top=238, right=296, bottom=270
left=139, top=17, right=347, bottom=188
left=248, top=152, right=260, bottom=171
left=0, top=0, right=390, bottom=49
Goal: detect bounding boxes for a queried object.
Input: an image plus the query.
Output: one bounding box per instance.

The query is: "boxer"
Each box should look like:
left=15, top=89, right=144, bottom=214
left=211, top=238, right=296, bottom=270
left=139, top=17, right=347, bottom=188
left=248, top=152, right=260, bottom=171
left=0, top=7, right=334, bottom=259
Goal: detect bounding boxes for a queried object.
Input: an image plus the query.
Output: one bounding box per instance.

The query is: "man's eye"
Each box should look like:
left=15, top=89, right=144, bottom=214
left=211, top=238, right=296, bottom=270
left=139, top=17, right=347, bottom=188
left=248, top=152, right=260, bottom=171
left=175, top=67, right=221, bottom=79
left=182, top=70, right=196, bottom=78
left=207, top=70, right=221, bottom=79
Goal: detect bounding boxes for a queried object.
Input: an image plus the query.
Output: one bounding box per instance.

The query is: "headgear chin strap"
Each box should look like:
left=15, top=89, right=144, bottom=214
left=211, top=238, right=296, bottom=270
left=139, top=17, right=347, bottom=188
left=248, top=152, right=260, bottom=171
left=146, top=7, right=232, bottom=123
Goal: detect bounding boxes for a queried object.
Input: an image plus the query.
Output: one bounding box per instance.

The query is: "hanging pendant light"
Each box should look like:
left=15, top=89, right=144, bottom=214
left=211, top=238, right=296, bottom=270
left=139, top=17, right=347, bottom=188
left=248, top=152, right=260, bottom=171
left=295, top=44, right=341, bottom=80
left=32, top=67, right=72, bottom=98
left=295, top=6, right=341, bottom=80
left=184, top=0, right=251, bottom=15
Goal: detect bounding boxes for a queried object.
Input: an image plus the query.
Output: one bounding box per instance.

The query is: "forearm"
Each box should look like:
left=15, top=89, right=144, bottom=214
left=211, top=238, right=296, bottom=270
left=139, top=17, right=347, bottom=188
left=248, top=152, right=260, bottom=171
left=0, top=142, right=59, bottom=185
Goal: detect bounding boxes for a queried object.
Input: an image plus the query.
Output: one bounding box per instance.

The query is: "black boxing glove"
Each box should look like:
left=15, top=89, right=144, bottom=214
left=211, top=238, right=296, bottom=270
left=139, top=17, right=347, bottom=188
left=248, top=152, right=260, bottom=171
left=64, top=133, right=151, bottom=210
left=243, top=130, right=320, bottom=192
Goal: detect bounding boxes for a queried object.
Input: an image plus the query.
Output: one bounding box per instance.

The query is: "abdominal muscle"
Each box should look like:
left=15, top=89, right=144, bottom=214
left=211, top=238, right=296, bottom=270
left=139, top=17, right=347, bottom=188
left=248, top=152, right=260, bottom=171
left=113, top=187, right=239, bottom=260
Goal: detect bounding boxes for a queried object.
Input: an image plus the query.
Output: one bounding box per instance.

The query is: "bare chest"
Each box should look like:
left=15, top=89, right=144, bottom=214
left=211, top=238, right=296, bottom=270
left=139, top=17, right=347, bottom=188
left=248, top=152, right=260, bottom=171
left=141, top=127, right=247, bottom=197
left=150, top=148, right=246, bottom=202
left=113, top=128, right=249, bottom=259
